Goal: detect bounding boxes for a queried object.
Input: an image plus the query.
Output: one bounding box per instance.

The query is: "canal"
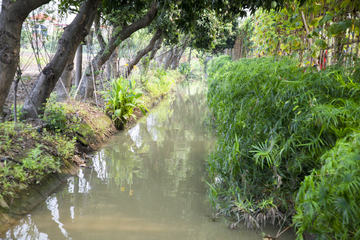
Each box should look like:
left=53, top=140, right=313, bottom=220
left=1, top=80, right=295, bottom=240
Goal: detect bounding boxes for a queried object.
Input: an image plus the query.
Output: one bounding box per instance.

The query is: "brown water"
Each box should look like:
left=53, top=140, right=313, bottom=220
left=1, top=80, right=295, bottom=240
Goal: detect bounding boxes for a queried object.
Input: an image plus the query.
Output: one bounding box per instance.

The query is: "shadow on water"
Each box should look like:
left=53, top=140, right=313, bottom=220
left=1, top=80, right=295, bottom=240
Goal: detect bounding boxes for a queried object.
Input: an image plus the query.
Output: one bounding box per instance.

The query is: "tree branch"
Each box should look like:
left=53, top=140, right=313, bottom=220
left=125, top=28, right=162, bottom=77
left=95, top=10, right=107, bottom=49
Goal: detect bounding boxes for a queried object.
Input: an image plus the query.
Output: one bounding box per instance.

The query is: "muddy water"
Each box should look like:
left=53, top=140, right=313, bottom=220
left=1, top=81, right=295, bottom=240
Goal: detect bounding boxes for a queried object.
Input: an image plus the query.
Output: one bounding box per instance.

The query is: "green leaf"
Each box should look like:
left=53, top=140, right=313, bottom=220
left=328, top=20, right=353, bottom=36
left=114, top=109, right=122, bottom=117
left=315, top=39, right=328, bottom=49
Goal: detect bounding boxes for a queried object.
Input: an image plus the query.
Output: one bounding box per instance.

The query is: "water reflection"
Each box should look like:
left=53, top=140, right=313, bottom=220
left=1, top=80, right=295, bottom=240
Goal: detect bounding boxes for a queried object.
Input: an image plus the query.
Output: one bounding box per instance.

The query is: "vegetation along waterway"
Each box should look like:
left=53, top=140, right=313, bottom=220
left=0, top=80, right=295, bottom=240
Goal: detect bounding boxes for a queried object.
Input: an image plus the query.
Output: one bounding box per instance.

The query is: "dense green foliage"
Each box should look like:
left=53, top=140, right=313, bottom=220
left=294, top=132, right=360, bottom=239
left=206, top=56, right=360, bottom=236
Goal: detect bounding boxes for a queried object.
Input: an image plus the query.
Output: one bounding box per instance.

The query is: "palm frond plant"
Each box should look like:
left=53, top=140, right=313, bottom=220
left=103, top=77, right=148, bottom=130
left=206, top=56, right=360, bottom=235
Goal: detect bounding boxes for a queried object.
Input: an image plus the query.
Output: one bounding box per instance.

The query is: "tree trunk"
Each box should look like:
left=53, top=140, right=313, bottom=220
left=80, top=33, right=95, bottom=99
left=149, top=35, right=164, bottom=61
left=188, top=48, right=192, bottom=64
left=143, top=35, right=163, bottom=72
left=0, top=0, right=50, bottom=115
left=22, top=0, right=100, bottom=119
left=164, top=47, right=174, bottom=71
left=125, top=29, right=162, bottom=77
left=172, top=46, right=185, bottom=69
left=106, top=60, right=111, bottom=80
left=109, top=46, right=119, bottom=79
left=56, top=54, right=75, bottom=102
left=75, top=44, right=82, bottom=87
left=79, top=1, right=158, bottom=99
left=112, top=49, right=120, bottom=79
left=157, top=47, right=167, bottom=67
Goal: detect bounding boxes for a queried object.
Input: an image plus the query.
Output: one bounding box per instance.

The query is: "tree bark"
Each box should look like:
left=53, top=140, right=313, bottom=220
left=110, top=46, right=119, bottom=78
left=145, top=35, right=163, bottom=71
left=172, top=46, right=185, bottom=69
left=22, top=0, right=100, bottom=119
left=79, top=1, right=158, bottom=98
left=125, top=29, right=162, bottom=77
left=107, top=46, right=119, bottom=80
left=164, top=47, right=174, bottom=71
left=0, top=0, right=50, bottom=115
left=56, top=54, right=76, bottom=102
left=149, top=35, right=164, bottom=61
left=75, top=44, right=82, bottom=87
left=188, top=48, right=192, bottom=64
left=94, top=10, right=106, bottom=49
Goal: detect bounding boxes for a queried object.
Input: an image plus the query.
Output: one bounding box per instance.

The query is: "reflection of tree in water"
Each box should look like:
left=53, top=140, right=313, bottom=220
left=4, top=215, right=48, bottom=239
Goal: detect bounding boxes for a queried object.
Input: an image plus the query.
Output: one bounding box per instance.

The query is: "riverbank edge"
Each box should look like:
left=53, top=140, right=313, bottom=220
left=0, top=78, right=184, bottom=234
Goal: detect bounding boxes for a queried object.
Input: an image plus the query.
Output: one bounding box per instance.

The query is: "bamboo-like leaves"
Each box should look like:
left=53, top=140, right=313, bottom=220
left=207, top=56, right=360, bottom=236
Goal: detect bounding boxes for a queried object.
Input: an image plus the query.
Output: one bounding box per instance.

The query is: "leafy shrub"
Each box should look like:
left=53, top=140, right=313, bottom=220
left=103, top=76, right=148, bottom=129
left=43, top=104, right=67, bottom=132
left=294, top=132, right=360, bottom=239
left=42, top=96, right=67, bottom=132
left=206, top=56, right=360, bottom=231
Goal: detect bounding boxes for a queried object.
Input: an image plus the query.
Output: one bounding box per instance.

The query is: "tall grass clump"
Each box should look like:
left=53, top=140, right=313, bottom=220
left=206, top=56, right=360, bottom=235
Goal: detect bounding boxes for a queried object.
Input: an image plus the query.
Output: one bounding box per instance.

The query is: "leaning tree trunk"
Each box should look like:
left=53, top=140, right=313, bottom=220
left=157, top=47, right=167, bottom=67
left=0, top=0, right=50, bottom=115
left=164, top=47, right=174, bottom=71
left=145, top=35, right=164, bottom=71
left=170, top=44, right=185, bottom=69
left=172, top=47, right=185, bottom=69
left=56, top=53, right=76, bottom=102
left=79, top=1, right=158, bottom=99
left=22, top=0, right=100, bottom=119
left=125, top=29, right=162, bottom=77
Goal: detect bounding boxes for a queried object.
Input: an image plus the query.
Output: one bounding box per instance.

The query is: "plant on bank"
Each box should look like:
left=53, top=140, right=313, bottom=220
left=294, top=132, right=360, bottom=239
left=42, top=94, right=81, bottom=133
left=206, top=56, right=360, bottom=234
left=103, top=76, right=148, bottom=130
left=0, top=144, right=61, bottom=199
